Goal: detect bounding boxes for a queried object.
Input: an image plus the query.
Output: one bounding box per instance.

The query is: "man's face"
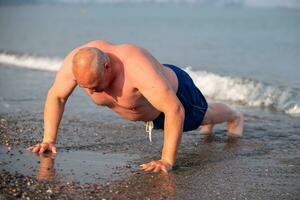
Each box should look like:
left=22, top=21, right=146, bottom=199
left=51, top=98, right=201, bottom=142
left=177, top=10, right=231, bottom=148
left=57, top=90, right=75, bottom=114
left=79, top=82, right=104, bottom=94
left=77, top=71, right=106, bottom=94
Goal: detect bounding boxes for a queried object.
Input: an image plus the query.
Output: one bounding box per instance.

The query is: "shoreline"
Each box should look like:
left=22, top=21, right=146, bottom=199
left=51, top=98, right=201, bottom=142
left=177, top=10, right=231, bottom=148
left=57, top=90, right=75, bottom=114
left=0, top=65, right=299, bottom=199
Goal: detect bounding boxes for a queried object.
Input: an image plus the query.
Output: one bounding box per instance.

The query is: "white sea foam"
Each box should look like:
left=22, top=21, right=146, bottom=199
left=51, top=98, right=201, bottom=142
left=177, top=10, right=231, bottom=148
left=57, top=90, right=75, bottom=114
left=185, top=67, right=300, bottom=117
left=0, top=52, right=299, bottom=116
left=0, top=52, right=62, bottom=72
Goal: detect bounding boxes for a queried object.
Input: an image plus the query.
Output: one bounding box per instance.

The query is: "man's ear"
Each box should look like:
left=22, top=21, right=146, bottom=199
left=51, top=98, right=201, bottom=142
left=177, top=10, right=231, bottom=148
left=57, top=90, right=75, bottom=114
left=104, top=62, right=109, bottom=70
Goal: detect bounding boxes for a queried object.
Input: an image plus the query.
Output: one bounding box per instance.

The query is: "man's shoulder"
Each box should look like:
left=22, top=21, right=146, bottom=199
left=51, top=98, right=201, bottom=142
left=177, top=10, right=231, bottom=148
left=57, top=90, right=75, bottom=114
left=118, top=44, right=149, bottom=63
left=75, top=40, right=144, bottom=55
left=118, top=43, right=145, bottom=53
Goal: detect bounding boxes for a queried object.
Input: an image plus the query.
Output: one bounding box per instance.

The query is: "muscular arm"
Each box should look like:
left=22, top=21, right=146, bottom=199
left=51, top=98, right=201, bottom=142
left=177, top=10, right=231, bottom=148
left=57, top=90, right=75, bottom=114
left=43, top=67, right=76, bottom=144
left=28, top=40, right=111, bottom=153
left=28, top=52, right=77, bottom=153
left=127, top=46, right=185, bottom=172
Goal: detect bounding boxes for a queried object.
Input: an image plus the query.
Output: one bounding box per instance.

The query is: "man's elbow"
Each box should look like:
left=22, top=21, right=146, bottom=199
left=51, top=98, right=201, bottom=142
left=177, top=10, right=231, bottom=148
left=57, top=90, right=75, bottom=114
left=176, top=104, right=185, bottom=120
left=47, top=87, right=68, bottom=104
left=166, top=103, right=185, bottom=120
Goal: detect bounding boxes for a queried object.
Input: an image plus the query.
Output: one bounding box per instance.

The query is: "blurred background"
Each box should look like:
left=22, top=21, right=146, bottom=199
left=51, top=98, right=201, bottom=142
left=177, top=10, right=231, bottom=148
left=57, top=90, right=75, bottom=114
left=0, top=0, right=299, bottom=116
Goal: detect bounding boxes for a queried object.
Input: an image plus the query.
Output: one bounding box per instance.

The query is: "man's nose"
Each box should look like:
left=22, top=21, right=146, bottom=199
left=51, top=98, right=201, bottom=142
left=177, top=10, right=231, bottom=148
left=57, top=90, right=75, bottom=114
left=87, top=88, right=94, bottom=94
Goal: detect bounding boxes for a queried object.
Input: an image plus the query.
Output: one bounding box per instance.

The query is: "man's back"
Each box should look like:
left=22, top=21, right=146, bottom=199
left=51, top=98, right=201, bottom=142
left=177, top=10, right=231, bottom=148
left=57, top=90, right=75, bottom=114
left=59, top=40, right=179, bottom=122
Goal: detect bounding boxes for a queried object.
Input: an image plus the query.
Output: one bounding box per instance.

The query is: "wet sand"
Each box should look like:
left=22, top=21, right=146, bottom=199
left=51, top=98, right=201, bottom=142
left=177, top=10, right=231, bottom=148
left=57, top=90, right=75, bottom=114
left=0, top=65, right=300, bottom=199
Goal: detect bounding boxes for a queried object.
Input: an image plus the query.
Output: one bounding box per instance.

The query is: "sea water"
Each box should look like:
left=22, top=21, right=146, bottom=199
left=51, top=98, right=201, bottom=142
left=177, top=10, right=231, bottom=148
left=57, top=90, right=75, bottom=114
left=0, top=0, right=299, bottom=117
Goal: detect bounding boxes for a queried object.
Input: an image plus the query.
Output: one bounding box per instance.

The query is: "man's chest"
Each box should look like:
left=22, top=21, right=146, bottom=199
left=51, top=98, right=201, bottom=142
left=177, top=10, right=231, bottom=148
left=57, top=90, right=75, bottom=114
left=87, top=87, right=148, bottom=110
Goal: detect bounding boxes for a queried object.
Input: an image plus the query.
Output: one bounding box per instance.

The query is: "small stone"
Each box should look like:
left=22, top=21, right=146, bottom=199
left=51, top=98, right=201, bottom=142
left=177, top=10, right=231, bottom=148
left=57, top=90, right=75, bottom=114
left=96, top=186, right=101, bottom=190
left=46, top=188, right=53, bottom=194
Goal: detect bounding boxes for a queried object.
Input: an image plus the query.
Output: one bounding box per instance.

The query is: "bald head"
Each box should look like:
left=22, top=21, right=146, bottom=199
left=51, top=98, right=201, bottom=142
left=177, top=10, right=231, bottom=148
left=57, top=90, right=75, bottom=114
left=72, top=47, right=108, bottom=86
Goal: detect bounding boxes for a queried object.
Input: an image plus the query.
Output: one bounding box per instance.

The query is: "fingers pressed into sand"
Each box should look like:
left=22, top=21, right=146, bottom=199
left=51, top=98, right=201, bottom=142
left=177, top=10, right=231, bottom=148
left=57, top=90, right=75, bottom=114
left=141, top=161, right=156, bottom=171
left=161, top=165, right=169, bottom=173
left=153, top=165, right=161, bottom=173
left=51, top=145, right=57, bottom=154
left=144, top=164, right=156, bottom=172
left=32, top=145, right=41, bottom=153
left=140, top=160, right=172, bottom=173
left=26, top=146, right=34, bottom=151
left=39, top=144, right=48, bottom=154
left=139, top=164, right=145, bottom=170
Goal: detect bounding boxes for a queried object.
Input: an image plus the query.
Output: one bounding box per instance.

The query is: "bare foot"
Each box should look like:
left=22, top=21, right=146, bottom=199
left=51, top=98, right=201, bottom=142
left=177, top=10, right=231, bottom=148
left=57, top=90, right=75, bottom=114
left=227, top=112, right=244, bottom=137
left=200, top=124, right=214, bottom=135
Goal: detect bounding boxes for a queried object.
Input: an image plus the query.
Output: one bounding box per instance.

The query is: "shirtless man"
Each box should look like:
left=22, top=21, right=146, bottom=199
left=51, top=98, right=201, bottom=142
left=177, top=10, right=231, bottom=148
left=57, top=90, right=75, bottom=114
left=27, top=40, right=244, bottom=173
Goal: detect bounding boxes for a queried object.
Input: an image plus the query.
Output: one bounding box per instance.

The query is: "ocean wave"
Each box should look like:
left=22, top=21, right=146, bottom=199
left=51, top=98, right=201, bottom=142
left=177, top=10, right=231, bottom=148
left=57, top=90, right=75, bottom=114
left=0, top=51, right=62, bottom=71
left=0, top=51, right=299, bottom=116
left=185, top=67, right=300, bottom=117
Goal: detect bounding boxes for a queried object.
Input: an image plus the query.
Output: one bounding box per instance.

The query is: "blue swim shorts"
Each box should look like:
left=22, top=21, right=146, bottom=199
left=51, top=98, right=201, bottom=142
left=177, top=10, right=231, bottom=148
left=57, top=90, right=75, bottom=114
left=153, top=64, right=208, bottom=132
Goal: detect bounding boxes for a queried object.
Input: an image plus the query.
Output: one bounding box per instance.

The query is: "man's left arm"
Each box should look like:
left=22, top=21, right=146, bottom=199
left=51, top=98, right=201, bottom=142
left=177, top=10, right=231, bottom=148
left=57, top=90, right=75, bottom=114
left=127, top=47, right=185, bottom=173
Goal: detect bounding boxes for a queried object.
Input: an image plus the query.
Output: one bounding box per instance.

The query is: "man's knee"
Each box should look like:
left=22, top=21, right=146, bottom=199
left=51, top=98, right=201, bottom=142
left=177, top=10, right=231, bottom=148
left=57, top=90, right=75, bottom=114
left=201, top=102, right=230, bottom=125
left=201, top=106, right=213, bottom=125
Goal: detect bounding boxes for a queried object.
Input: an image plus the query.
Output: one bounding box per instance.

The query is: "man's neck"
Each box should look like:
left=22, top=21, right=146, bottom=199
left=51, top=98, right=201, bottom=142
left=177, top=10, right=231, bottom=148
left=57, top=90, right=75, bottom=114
left=108, top=53, right=123, bottom=81
left=103, top=54, right=123, bottom=91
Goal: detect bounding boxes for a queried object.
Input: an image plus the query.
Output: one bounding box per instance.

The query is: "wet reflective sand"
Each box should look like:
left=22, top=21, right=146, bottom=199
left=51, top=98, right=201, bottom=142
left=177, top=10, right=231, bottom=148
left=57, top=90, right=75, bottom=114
left=0, top=66, right=299, bottom=199
left=0, top=146, right=138, bottom=184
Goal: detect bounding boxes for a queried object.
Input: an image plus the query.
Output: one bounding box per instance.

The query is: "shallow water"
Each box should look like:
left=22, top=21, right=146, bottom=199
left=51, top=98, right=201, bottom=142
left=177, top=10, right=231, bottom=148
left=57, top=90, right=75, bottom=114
left=0, top=103, right=299, bottom=199
left=0, top=145, right=138, bottom=184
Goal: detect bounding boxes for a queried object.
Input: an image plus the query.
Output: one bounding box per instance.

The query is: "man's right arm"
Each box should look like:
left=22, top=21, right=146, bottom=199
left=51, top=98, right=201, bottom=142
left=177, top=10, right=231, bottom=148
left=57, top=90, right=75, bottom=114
left=27, top=51, right=77, bottom=154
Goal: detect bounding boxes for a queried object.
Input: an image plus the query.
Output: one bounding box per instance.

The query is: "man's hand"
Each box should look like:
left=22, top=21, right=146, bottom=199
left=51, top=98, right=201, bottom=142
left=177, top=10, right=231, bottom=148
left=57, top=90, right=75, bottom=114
left=27, top=142, right=57, bottom=154
left=140, top=159, right=172, bottom=173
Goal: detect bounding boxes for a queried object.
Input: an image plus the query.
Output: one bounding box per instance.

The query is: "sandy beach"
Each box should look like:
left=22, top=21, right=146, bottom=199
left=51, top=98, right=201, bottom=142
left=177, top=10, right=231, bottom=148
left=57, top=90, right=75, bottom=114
left=0, top=65, right=299, bottom=199
left=1, top=1, right=300, bottom=199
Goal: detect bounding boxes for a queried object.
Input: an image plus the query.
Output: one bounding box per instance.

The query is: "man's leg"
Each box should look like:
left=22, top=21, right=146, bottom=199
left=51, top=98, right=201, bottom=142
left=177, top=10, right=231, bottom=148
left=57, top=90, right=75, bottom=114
left=200, top=102, right=244, bottom=137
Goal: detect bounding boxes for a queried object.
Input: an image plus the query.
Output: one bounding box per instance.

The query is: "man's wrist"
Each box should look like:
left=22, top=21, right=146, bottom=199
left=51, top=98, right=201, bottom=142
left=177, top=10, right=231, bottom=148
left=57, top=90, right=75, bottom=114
left=161, top=158, right=174, bottom=167
left=42, top=140, right=56, bottom=144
